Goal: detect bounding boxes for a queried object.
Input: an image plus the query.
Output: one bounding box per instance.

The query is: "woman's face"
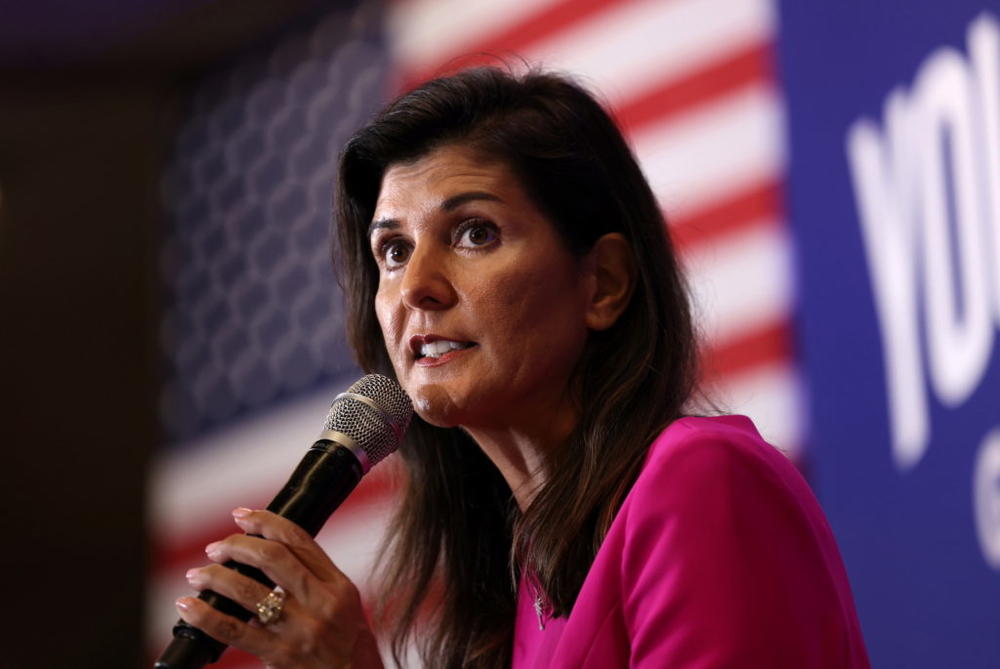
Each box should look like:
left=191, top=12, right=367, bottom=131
left=370, top=144, right=593, bottom=432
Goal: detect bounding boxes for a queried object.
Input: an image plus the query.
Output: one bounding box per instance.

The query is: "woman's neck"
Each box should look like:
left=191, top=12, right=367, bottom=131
left=463, top=400, right=578, bottom=511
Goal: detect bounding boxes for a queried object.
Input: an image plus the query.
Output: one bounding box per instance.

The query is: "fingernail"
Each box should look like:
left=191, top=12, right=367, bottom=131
left=176, top=597, right=193, bottom=611
left=185, top=568, right=199, bottom=582
left=205, top=542, right=221, bottom=557
left=232, top=507, right=251, bottom=518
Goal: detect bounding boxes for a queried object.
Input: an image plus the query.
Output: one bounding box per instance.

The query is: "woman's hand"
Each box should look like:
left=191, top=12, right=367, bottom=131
left=175, top=508, right=383, bottom=669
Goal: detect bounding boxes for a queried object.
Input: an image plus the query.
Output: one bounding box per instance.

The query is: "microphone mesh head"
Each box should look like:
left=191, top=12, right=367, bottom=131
left=324, top=374, right=413, bottom=468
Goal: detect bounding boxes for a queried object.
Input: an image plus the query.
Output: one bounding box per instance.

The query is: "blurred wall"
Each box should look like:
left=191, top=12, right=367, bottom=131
left=0, top=72, right=166, bottom=668
left=0, top=2, right=333, bottom=666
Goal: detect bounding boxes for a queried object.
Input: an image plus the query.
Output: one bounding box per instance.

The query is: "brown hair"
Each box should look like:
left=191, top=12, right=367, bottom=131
left=334, top=67, right=697, bottom=668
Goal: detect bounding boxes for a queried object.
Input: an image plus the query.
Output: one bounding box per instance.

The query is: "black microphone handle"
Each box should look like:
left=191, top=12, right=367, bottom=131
left=154, top=441, right=364, bottom=669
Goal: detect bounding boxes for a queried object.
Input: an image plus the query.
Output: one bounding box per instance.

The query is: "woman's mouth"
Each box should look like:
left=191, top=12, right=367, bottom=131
left=411, top=337, right=477, bottom=365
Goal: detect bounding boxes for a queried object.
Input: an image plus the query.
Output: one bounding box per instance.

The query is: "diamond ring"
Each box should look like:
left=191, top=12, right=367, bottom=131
left=255, top=586, right=286, bottom=625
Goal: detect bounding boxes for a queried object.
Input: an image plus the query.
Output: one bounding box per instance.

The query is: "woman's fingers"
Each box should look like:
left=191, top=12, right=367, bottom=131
left=179, top=511, right=379, bottom=668
left=230, top=508, right=350, bottom=585
left=185, top=563, right=274, bottom=619
left=175, top=595, right=282, bottom=663
left=204, top=533, right=316, bottom=604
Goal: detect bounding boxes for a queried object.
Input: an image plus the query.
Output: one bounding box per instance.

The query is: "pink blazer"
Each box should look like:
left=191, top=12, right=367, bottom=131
left=512, top=416, right=870, bottom=668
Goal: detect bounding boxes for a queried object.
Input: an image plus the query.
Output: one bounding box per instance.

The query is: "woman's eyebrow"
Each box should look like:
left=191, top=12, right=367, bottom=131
left=368, top=192, right=502, bottom=238
left=441, top=191, right=502, bottom=211
left=368, top=218, right=399, bottom=238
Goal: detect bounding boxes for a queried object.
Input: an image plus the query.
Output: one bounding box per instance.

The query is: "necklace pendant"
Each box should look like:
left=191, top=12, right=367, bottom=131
left=533, top=594, right=546, bottom=630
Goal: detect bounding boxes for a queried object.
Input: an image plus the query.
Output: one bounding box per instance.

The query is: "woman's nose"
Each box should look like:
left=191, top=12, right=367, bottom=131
left=399, top=245, right=457, bottom=311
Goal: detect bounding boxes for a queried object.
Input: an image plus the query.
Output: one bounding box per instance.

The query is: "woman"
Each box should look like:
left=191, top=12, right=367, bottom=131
left=176, top=67, right=870, bottom=668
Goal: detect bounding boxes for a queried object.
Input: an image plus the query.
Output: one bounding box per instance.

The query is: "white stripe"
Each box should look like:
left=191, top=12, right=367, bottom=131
left=706, top=362, right=803, bottom=454
left=683, top=220, right=793, bottom=348
left=150, top=372, right=362, bottom=543
left=520, top=0, right=775, bottom=107
left=388, top=0, right=559, bottom=65
left=632, top=82, right=785, bottom=219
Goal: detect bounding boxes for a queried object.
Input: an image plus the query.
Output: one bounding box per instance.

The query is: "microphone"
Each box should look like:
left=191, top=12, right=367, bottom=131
left=154, top=373, right=412, bottom=669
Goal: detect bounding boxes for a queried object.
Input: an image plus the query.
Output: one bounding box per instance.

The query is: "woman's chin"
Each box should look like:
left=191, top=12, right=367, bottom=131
left=409, top=384, right=465, bottom=429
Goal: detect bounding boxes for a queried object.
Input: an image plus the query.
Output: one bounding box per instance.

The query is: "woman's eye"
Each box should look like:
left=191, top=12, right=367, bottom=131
left=456, top=220, right=498, bottom=248
left=380, top=240, right=411, bottom=269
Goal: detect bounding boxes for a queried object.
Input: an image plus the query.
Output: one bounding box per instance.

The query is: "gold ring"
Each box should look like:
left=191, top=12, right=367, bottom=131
left=255, top=586, right=286, bottom=625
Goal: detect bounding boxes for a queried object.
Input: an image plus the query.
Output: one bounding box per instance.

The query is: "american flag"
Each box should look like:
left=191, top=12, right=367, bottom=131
left=148, top=0, right=796, bottom=665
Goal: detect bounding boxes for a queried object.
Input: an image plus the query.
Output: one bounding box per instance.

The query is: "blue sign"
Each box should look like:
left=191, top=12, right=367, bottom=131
left=777, top=2, right=1000, bottom=666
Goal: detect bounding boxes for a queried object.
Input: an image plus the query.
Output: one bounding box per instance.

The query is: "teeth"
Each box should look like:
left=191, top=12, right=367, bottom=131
left=419, top=340, right=470, bottom=358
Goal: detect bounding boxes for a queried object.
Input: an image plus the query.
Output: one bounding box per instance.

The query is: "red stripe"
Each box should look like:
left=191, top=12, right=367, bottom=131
left=700, top=319, right=792, bottom=383
left=669, top=178, right=784, bottom=252
left=147, top=645, right=275, bottom=669
left=208, top=648, right=257, bottom=669
left=152, top=469, right=399, bottom=573
left=615, top=42, right=775, bottom=135
left=396, top=6, right=774, bottom=133
left=396, top=0, right=627, bottom=92
left=676, top=181, right=791, bottom=382
left=147, top=639, right=259, bottom=669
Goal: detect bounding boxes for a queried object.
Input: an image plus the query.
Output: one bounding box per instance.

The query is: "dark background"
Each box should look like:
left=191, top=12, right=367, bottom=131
left=0, top=2, right=328, bottom=666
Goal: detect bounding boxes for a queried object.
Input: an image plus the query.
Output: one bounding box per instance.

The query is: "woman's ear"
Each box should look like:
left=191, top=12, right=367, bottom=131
left=583, top=233, right=636, bottom=331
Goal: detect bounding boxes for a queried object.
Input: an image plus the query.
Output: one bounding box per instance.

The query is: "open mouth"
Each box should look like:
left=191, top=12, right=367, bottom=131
left=415, top=339, right=477, bottom=360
